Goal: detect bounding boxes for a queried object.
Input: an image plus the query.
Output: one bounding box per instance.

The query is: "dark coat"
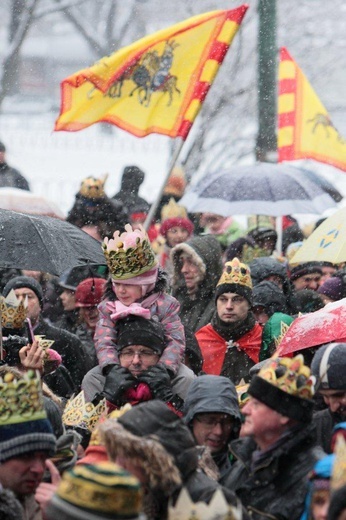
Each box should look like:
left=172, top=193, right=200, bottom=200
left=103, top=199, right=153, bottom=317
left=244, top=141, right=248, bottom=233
left=118, top=400, right=241, bottom=507
left=0, top=162, right=30, bottom=190
left=35, top=318, right=88, bottom=397
left=112, top=165, right=150, bottom=215
left=223, top=423, right=322, bottom=520
left=313, top=407, right=345, bottom=454
left=171, top=235, right=223, bottom=332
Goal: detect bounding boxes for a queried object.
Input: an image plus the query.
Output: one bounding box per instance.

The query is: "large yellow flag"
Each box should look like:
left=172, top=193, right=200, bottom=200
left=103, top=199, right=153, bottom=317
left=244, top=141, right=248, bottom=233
left=55, top=6, right=247, bottom=139
left=278, top=47, right=346, bottom=172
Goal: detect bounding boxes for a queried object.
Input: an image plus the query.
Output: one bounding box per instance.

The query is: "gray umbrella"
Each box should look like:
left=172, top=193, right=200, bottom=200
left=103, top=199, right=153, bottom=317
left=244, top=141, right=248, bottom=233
left=0, top=209, right=106, bottom=276
left=180, top=163, right=338, bottom=216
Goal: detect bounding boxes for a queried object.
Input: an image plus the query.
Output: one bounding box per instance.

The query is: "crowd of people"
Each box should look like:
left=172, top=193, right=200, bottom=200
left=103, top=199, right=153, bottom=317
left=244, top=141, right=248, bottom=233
left=1, top=161, right=346, bottom=520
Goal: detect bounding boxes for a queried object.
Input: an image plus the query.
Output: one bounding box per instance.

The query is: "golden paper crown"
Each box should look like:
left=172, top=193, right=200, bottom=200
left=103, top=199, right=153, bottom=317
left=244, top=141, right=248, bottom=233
left=258, top=355, right=315, bottom=400
left=161, top=198, right=188, bottom=222
left=217, top=258, right=252, bottom=289
left=168, top=488, right=242, bottom=520
left=62, top=391, right=107, bottom=432
left=0, top=289, right=28, bottom=329
left=274, top=321, right=292, bottom=349
left=331, top=434, right=346, bottom=491
left=86, top=404, right=133, bottom=447
left=79, top=174, right=108, bottom=199
left=0, top=369, right=46, bottom=426
left=236, top=380, right=250, bottom=409
left=102, top=224, right=157, bottom=280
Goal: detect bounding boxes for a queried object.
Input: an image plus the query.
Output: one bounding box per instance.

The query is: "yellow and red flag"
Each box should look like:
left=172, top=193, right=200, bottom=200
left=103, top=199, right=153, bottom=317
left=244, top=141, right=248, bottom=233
left=278, top=47, right=346, bottom=172
left=55, top=6, right=247, bottom=139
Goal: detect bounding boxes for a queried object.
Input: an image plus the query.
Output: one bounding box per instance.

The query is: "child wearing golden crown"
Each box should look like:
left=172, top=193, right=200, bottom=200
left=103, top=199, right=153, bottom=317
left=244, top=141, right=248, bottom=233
left=95, top=224, right=185, bottom=382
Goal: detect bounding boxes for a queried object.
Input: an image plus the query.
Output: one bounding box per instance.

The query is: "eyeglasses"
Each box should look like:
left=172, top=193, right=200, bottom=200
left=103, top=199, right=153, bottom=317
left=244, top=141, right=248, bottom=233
left=119, top=349, right=159, bottom=360
left=195, top=414, right=233, bottom=429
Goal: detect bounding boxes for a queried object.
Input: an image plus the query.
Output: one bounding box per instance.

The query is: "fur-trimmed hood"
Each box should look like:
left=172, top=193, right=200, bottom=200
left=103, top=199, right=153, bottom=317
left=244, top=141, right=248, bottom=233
left=170, top=235, right=223, bottom=296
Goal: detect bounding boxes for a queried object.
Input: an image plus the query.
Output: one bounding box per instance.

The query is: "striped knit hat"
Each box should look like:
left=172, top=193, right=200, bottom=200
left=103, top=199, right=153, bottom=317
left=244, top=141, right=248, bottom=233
left=46, top=462, right=143, bottom=520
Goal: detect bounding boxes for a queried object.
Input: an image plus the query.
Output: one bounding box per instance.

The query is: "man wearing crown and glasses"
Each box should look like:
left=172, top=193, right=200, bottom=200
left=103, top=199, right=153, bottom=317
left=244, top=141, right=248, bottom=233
left=195, top=258, right=263, bottom=385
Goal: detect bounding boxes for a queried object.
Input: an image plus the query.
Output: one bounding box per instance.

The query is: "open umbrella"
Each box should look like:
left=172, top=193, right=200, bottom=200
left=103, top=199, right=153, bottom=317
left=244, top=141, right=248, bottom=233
left=0, top=209, right=106, bottom=276
left=180, top=163, right=337, bottom=216
left=0, top=187, right=65, bottom=219
left=276, top=298, right=346, bottom=356
left=291, top=206, right=346, bottom=264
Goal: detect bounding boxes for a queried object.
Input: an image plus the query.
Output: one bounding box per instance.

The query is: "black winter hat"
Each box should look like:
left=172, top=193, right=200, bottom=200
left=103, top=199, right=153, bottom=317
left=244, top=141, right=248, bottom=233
left=289, top=262, right=323, bottom=281
left=116, top=316, right=166, bottom=354
left=311, top=343, right=346, bottom=390
left=3, top=275, right=43, bottom=307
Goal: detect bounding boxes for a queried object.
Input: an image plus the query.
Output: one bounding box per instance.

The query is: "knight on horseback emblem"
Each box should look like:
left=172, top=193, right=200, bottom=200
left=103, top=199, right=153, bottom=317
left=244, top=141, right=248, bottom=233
left=105, top=39, right=181, bottom=107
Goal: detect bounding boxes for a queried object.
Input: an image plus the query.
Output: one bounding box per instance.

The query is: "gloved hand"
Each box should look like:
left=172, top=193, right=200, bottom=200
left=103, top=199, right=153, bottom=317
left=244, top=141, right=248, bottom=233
left=139, top=363, right=175, bottom=402
left=101, top=364, right=136, bottom=406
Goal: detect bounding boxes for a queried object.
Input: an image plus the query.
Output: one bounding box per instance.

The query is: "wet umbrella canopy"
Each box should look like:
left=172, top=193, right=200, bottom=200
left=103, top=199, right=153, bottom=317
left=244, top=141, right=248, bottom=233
left=0, top=209, right=106, bottom=276
left=180, top=163, right=337, bottom=216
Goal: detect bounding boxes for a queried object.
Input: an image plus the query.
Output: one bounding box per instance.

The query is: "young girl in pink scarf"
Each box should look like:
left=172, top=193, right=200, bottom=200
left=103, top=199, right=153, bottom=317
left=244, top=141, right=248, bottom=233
left=94, top=224, right=185, bottom=377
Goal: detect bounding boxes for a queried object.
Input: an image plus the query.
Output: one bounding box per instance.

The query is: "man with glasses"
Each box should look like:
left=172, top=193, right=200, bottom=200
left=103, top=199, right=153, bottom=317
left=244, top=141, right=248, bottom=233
left=83, top=315, right=194, bottom=412
left=196, top=258, right=262, bottom=384
left=183, top=375, right=241, bottom=482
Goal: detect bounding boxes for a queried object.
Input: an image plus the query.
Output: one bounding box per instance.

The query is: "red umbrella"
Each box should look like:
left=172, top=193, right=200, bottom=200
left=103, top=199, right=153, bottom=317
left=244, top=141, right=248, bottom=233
left=276, top=298, right=346, bottom=356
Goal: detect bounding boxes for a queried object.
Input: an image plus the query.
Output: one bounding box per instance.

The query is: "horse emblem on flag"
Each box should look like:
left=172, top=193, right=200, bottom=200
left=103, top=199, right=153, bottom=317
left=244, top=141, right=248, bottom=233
left=104, top=40, right=180, bottom=107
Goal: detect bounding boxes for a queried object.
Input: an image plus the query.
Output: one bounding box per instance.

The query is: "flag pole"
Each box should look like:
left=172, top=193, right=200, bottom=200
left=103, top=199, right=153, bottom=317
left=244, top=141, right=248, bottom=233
left=144, top=137, right=185, bottom=231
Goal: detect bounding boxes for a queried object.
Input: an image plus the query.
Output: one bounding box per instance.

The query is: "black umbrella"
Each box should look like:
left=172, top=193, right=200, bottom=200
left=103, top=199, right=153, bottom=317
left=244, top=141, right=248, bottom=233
left=0, top=209, right=106, bottom=276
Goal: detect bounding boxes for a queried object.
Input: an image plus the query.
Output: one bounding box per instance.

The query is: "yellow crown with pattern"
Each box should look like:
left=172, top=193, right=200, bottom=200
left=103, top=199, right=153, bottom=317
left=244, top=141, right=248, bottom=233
left=217, top=258, right=252, bottom=290
left=161, top=198, right=188, bottom=222
left=79, top=174, right=108, bottom=199
left=331, top=434, right=346, bottom=491
left=258, top=355, right=315, bottom=400
left=0, top=369, right=46, bottom=425
left=0, top=289, right=28, bottom=329
left=62, top=391, right=107, bottom=432
left=102, top=224, right=157, bottom=280
left=168, top=488, right=242, bottom=520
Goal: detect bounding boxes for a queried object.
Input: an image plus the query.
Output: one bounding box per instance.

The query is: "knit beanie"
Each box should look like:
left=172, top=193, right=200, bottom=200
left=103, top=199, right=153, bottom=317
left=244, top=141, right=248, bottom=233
left=289, top=262, right=323, bottom=282
left=46, top=462, right=143, bottom=520
left=3, top=275, right=43, bottom=307
left=0, top=369, right=56, bottom=463
left=116, top=316, right=166, bottom=355
left=318, top=277, right=343, bottom=302
left=160, top=198, right=194, bottom=239
left=248, top=355, right=315, bottom=423
left=311, top=343, right=346, bottom=390
left=215, top=257, right=253, bottom=304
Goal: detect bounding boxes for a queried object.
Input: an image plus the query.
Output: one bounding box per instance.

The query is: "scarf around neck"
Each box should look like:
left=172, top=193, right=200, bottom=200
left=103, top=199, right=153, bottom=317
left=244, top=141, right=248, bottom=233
left=211, top=311, right=256, bottom=342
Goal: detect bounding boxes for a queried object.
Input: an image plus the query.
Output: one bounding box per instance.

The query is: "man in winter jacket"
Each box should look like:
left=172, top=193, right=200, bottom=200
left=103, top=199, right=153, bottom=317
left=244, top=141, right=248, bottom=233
left=171, top=235, right=223, bottom=332
left=223, top=355, right=322, bottom=520
left=196, top=258, right=262, bottom=384
left=99, top=400, right=245, bottom=520
left=311, top=342, right=346, bottom=453
left=3, top=276, right=88, bottom=398
left=183, top=375, right=241, bottom=482
left=0, top=141, right=30, bottom=190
